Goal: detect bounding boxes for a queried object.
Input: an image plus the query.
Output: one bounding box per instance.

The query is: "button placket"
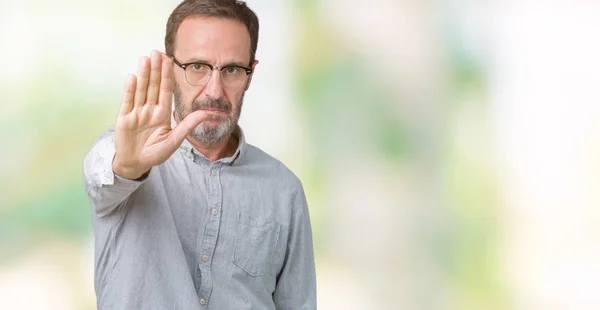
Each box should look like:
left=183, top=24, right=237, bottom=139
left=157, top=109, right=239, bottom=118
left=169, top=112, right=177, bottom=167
left=197, top=164, right=224, bottom=305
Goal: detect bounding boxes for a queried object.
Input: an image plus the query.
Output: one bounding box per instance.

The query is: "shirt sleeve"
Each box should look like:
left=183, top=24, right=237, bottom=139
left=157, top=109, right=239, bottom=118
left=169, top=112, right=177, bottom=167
left=273, top=187, right=317, bottom=309
left=82, top=127, right=149, bottom=217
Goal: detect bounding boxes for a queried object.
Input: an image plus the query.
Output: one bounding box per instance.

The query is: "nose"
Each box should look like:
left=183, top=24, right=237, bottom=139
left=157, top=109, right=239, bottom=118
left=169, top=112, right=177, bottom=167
left=202, top=70, right=225, bottom=100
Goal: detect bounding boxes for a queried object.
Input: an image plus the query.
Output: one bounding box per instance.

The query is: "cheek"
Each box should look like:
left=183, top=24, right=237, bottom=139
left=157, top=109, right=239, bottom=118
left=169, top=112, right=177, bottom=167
left=176, top=80, right=204, bottom=105
left=225, top=89, right=244, bottom=107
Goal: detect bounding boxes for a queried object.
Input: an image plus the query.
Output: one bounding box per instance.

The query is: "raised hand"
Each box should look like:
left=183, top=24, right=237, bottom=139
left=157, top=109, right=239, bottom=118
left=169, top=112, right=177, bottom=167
left=112, top=50, right=206, bottom=179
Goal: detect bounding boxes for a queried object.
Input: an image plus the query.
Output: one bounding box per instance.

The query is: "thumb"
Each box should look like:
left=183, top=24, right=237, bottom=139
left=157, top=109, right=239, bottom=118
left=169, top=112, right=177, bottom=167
left=169, top=110, right=208, bottom=147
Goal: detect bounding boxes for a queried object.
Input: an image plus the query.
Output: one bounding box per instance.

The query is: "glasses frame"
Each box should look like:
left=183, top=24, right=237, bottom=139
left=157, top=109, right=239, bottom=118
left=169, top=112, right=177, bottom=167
left=172, top=57, right=253, bottom=88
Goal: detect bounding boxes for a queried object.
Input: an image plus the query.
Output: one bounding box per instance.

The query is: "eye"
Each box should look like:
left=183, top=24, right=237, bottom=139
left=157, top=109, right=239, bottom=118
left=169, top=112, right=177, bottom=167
left=190, top=63, right=207, bottom=72
left=224, top=66, right=241, bottom=74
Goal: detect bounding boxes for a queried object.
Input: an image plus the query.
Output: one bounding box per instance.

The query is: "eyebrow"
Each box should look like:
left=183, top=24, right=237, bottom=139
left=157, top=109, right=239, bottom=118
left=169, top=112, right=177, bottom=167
left=183, top=57, right=249, bottom=68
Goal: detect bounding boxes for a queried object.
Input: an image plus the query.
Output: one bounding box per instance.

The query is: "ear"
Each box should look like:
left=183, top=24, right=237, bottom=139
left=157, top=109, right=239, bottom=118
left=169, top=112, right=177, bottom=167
left=244, top=60, right=259, bottom=91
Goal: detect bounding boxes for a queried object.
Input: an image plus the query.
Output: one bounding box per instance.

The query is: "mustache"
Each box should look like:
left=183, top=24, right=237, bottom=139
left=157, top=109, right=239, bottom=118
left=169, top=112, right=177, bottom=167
left=191, top=98, right=232, bottom=113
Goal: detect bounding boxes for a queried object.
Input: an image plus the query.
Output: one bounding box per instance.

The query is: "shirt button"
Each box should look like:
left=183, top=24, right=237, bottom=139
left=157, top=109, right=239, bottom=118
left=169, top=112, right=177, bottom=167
left=211, top=208, right=218, bottom=216
left=210, top=169, right=217, bottom=176
left=202, top=255, right=209, bottom=262
left=200, top=298, right=206, bottom=305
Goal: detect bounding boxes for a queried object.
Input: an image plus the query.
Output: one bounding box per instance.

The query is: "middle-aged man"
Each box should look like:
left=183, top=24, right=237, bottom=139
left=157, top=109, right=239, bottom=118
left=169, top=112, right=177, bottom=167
left=82, top=0, right=317, bottom=309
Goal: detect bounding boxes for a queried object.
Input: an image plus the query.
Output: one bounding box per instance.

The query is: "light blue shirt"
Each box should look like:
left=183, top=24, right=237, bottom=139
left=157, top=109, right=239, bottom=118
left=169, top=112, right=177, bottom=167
left=83, top=126, right=316, bottom=309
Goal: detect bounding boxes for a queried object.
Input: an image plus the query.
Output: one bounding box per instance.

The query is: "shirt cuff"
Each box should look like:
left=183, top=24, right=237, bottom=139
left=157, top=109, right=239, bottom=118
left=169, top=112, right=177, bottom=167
left=114, top=169, right=151, bottom=184
left=87, top=133, right=149, bottom=188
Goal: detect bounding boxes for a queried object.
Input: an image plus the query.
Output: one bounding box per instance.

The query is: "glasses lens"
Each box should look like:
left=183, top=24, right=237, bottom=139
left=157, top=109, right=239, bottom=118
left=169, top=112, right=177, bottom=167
left=221, top=66, right=248, bottom=88
left=185, top=63, right=211, bottom=86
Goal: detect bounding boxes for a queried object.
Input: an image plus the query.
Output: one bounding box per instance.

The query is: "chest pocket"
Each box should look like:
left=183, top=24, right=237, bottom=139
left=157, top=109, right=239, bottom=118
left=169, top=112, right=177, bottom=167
left=233, top=212, right=281, bottom=277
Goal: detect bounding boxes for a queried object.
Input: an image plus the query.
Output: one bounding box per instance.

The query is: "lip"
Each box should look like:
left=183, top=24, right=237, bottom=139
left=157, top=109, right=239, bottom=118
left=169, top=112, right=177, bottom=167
left=200, top=108, right=226, bottom=114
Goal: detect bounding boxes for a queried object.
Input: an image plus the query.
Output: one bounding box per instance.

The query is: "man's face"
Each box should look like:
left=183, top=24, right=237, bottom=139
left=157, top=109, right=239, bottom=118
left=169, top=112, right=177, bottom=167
left=173, top=17, right=257, bottom=146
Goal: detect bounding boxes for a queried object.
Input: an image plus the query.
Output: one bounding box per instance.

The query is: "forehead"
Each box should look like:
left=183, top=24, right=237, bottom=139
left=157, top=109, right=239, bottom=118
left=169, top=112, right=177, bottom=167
left=175, top=17, right=251, bottom=64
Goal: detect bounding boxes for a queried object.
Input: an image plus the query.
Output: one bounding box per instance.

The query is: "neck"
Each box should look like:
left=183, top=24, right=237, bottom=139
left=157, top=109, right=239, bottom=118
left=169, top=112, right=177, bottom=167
left=187, top=133, right=238, bottom=162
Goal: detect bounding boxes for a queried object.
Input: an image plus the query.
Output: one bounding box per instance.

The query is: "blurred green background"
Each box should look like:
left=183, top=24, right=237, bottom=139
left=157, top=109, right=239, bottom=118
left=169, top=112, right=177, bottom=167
left=1, top=1, right=600, bottom=309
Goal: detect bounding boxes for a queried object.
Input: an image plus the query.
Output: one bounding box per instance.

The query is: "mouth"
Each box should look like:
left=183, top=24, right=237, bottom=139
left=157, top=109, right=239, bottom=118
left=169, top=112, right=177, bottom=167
left=200, top=107, right=227, bottom=115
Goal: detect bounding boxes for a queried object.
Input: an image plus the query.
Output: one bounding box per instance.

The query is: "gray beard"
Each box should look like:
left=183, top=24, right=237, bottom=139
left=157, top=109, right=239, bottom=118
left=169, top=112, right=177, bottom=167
left=173, top=84, right=243, bottom=146
left=189, top=114, right=233, bottom=146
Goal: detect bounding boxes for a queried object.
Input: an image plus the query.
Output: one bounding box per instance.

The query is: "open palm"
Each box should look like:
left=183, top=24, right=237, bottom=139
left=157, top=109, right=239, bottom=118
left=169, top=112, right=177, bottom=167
left=113, top=50, right=206, bottom=179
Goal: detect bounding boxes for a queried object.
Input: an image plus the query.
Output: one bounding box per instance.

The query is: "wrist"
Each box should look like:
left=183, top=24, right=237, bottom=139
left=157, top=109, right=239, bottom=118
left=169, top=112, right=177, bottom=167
left=112, top=157, right=149, bottom=180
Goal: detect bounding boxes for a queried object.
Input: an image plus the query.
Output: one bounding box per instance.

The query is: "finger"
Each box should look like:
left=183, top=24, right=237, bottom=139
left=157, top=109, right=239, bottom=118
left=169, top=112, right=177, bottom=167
left=145, top=50, right=162, bottom=105
left=159, top=51, right=170, bottom=62
left=134, top=56, right=150, bottom=106
left=119, top=74, right=136, bottom=116
left=169, top=110, right=208, bottom=147
left=158, top=57, right=174, bottom=109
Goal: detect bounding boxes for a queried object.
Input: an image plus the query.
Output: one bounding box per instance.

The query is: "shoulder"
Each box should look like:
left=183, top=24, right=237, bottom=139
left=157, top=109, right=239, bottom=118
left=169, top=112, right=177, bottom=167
left=84, top=126, right=116, bottom=162
left=241, top=143, right=303, bottom=191
left=87, top=126, right=116, bottom=151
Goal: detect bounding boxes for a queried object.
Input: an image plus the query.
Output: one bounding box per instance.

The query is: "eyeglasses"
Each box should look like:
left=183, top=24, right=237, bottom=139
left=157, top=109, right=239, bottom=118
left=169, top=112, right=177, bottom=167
left=172, top=57, right=253, bottom=89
